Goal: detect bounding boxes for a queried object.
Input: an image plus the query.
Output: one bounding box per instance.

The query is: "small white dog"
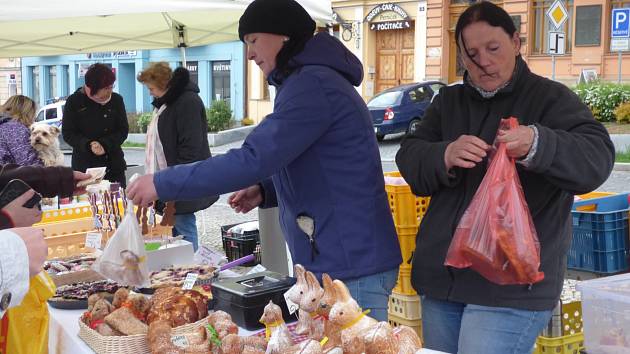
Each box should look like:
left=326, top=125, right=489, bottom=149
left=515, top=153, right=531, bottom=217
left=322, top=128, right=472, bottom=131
left=30, top=123, right=65, bottom=167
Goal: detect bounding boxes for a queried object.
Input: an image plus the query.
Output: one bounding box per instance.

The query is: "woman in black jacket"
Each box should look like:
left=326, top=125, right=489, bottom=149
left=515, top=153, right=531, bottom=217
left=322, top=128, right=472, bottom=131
left=396, top=2, right=614, bottom=354
left=62, top=63, right=129, bottom=187
left=137, top=63, right=217, bottom=251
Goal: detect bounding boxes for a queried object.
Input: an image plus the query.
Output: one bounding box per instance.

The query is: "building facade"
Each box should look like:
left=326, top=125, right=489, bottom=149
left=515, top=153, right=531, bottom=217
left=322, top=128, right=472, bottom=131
left=20, top=42, right=246, bottom=119
left=0, top=58, right=22, bottom=104
left=329, top=0, right=630, bottom=95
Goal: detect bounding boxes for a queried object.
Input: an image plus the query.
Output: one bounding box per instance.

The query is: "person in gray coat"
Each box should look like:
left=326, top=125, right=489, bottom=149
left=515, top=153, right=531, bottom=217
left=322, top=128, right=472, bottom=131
left=396, top=2, right=614, bottom=354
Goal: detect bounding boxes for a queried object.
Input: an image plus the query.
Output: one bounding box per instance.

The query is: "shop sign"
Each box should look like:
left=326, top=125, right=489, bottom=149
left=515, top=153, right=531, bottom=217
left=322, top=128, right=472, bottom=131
left=213, top=62, right=231, bottom=71
left=86, top=51, right=138, bottom=59
left=365, top=3, right=411, bottom=31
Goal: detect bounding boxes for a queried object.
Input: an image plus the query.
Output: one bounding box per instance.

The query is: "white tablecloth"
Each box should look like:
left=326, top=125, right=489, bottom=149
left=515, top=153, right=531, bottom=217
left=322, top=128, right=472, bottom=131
left=47, top=305, right=447, bottom=354
left=47, top=306, right=266, bottom=354
left=48, top=306, right=92, bottom=354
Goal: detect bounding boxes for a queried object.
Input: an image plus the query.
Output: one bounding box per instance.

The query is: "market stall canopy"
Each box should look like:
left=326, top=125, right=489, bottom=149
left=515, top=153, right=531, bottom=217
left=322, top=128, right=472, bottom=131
left=0, top=0, right=332, bottom=58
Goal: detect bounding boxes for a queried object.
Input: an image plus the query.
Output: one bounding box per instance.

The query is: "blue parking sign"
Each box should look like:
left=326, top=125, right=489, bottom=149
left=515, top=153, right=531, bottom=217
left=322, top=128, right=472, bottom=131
left=612, top=8, right=630, bottom=38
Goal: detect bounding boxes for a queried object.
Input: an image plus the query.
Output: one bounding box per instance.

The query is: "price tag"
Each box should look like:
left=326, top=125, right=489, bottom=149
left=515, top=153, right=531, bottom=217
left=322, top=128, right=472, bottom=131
left=283, top=288, right=299, bottom=315
left=193, top=245, right=226, bottom=266
left=171, top=334, right=189, bottom=348
left=182, top=273, right=199, bottom=290
left=85, top=232, right=103, bottom=249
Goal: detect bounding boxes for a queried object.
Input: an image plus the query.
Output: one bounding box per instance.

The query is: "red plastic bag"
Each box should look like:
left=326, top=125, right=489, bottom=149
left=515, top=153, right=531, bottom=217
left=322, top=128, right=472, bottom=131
left=444, top=117, right=545, bottom=285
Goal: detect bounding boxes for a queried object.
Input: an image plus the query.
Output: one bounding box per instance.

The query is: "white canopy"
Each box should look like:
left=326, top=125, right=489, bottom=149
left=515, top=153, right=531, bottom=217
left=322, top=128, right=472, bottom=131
left=0, top=0, right=332, bottom=57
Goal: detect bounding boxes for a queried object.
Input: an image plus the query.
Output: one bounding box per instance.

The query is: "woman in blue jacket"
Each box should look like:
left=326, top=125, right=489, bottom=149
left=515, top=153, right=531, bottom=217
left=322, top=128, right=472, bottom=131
left=127, top=0, right=401, bottom=321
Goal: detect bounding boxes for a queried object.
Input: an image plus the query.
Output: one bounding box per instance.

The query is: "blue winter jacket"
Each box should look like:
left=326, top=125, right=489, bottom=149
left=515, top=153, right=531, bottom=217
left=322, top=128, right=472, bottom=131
left=154, top=33, right=402, bottom=280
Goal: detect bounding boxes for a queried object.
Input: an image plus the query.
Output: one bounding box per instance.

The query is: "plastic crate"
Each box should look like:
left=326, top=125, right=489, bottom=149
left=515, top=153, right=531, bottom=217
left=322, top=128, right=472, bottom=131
left=568, top=193, right=630, bottom=273
left=384, top=172, right=430, bottom=228
left=561, top=301, right=583, bottom=336
left=578, top=273, right=630, bottom=354
left=393, top=266, right=416, bottom=295
left=221, top=222, right=261, bottom=266
left=38, top=205, right=93, bottom=223
left=388, top=291, right=421, bottom=320
left=532, top=333, right=584, bottom=354
left=575, top=192, right=615, bottom=211
left=396, top=225, right=418, bottom=267
left=387, top=313, right=422, bottom=341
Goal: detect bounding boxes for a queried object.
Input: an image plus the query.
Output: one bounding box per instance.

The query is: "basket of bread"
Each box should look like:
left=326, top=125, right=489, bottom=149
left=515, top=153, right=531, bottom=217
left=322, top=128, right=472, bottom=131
left=78, top=286, right=210, bottom=354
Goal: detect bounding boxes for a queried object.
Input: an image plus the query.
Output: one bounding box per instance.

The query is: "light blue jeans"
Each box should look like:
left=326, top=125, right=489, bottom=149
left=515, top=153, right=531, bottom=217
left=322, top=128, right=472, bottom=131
left=343, top=268, right=399, bottom=321
left=173, top=213, right=199, bottom=251
left=422, top=296, right=552, bottom=354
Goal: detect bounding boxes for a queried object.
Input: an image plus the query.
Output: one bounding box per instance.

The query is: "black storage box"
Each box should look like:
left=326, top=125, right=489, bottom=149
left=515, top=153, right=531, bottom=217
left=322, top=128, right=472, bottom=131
left=211, top=271, right=296, bottom=330
left=221, top=222, right=261, bottom=266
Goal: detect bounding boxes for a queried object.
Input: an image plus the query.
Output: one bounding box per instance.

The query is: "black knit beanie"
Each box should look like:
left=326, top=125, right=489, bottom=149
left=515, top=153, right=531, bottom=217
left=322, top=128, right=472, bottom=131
left=238, top=0, right=316, bottom=42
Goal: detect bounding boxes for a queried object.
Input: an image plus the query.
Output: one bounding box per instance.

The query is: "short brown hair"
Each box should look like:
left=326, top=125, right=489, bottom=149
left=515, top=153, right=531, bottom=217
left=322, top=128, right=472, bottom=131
left=85, top=63, right=116, bottom=93
left=137, top=62, right=172, bottom=90
left=1, top=95, right=37, bottom=127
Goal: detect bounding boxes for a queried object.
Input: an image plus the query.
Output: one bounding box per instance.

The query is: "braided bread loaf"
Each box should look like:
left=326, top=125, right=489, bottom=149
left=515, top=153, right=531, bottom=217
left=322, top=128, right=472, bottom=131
left=147, top=287, right=209, bottom=327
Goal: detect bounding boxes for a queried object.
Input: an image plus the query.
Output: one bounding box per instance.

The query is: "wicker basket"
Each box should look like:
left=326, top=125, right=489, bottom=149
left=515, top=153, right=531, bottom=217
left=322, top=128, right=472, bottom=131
left=78, top=315, right=209, bottom=354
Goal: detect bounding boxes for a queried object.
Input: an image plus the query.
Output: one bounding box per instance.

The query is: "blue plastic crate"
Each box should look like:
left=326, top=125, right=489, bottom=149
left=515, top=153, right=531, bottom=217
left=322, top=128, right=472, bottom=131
left=569, top=193, right=630, bottom=273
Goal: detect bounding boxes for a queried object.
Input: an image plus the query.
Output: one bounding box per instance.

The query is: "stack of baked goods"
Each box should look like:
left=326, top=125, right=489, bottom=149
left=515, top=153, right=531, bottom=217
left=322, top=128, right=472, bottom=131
left=79, top=286, right=212, bottom=353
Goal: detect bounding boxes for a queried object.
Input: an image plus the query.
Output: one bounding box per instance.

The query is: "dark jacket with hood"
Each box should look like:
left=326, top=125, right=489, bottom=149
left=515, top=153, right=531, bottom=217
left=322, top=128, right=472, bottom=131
left=62, top=88, right=128, bottom=184
left=153, top=33, right=402, bottom=280
left=152, top=68, right=217, bottom=214
left=396, top=56, right=614, bottom=311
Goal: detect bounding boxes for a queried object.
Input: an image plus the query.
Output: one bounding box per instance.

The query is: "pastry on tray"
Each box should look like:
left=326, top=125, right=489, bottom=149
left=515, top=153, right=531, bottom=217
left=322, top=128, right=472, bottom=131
left=149, top=265, right=217, bottom=289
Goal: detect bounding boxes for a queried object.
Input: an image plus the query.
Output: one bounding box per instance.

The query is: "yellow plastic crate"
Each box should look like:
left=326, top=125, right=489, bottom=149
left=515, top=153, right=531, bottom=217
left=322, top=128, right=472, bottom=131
left=36, top=200, right=130, bottom=225
left=388, top=291, right=421, bottom=320
left=388, top=313, right=422, bottom=341
left=396, top=225, right=418, bottom=266
left=393, top=266, right=416, bottom=295
left=38, top=205, right=93, bottom=223
left=39, top=217, right=96, bottom=237
left=532, top=333, right=584, bottom=354
left=560, top=301, right=583, bottom=336
left=384, top=172, right=430, bottom=228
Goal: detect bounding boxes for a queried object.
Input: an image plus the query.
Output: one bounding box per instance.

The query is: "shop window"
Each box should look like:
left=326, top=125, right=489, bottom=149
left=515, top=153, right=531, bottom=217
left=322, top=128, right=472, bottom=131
left=575, top=5, right=601, bottom=46
left=532, top=0, right=574, bottom=55
left=31, top=66, right=40, bottom=105
left=49, top=65, right=57, bottom=98
left=212, top=61, right=231, bottom=105
left=611, top=0, right=630, bottom=51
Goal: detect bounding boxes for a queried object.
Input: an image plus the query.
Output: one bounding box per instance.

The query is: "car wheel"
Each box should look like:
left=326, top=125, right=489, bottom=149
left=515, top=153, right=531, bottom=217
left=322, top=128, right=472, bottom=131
left=407, top=119, right=421, bottom=135
left=376, top=133, right=385, bottom=142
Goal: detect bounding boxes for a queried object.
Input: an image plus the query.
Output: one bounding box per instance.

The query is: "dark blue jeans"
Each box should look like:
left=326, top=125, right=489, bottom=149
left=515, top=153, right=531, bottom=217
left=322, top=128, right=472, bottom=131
left=343, top=268, right=399, bottom=321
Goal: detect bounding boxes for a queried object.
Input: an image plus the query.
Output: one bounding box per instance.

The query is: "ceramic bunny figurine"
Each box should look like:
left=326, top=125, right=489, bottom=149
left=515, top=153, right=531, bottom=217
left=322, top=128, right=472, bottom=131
left=299, top=270, right=325, bottom=340
left=317, top=273, right=342, bottom=349
left=286, top=264, right=326, bottom=339
left=260, top=300, right=294, bottom=354
left=393, top=325, right=423, bottom=354
left=286, top=264, right=309, bottom=334
left=328, top=279, right=378, bottom=354
left=281, top=339, right=323, bottom=354
left=364, top=321, right=399, bottom=354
